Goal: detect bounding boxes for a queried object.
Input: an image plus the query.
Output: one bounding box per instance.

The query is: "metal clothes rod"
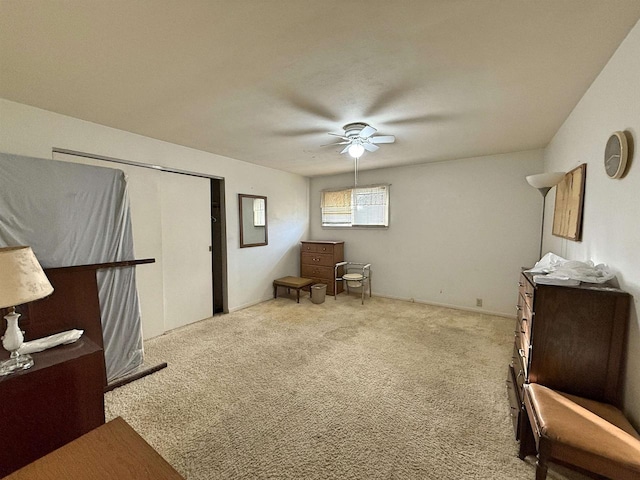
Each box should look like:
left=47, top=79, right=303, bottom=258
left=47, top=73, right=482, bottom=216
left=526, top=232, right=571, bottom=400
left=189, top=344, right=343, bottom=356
left=52, top=148, right=223, bottom=180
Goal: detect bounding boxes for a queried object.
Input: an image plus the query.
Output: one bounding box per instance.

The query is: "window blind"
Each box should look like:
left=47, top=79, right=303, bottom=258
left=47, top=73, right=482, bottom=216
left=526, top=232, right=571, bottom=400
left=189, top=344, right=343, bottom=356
left=321, top=185, right=389, bottom=227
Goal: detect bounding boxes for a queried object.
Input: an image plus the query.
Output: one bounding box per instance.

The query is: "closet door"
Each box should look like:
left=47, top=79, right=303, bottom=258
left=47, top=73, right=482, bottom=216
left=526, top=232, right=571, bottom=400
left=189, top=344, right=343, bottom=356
left=53, top=151, right=214, bottom=337
left=160, top=172, right=213, bottom=330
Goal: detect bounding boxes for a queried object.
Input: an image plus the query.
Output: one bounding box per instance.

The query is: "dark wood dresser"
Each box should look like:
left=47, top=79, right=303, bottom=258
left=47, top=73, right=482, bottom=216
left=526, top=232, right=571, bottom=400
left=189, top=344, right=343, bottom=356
left=507, top=271, right=630, bottom=455
left=0, top=338, right=106, bottom=477
left=300, top=241, right=344, bottom=296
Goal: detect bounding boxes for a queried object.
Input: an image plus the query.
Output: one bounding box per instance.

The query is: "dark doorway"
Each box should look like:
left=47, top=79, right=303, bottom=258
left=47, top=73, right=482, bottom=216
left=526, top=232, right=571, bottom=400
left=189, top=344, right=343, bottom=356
left=210, top=179, right=226, bottom=314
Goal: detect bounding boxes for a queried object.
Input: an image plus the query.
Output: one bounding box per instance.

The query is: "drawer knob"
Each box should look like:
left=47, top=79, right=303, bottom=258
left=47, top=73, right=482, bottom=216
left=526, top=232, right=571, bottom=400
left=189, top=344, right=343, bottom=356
left=525, top=293, right=533, bottom=298
left=518, top=282, right=524, bottom=287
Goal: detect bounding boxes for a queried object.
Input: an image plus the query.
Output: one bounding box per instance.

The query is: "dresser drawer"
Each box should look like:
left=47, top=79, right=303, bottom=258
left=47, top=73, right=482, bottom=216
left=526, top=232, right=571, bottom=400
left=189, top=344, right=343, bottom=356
left=517, top=298, right=532, bottom=344
left=301, top=243, right=319, bottom=253
left=301, top=252, right=335, bottom=267
left=515, top=334, right=528, bottom=382
left=506, top=364, right=522, bottom=439
left=301, top=264, right=334, bottom=280
left=301, top=243, right=335, bottom=254
left=518, top=273, right=535, bottom=310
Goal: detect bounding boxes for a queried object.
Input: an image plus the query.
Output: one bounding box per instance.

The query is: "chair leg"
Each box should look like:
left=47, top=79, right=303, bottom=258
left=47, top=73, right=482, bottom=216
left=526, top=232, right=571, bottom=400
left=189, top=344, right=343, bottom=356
left=535, top=459, right=548, bottom=480
left=535, top=440, right=550, bottom=480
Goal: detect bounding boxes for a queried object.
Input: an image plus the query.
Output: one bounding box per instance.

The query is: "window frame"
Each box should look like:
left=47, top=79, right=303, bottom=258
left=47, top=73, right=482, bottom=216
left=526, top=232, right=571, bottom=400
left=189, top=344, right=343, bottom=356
left=320, top=184, right=390, bottom=229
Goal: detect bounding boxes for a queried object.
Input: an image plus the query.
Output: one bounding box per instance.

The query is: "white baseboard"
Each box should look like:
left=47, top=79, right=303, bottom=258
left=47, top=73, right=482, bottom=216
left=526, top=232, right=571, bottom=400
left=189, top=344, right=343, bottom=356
left=371, top=293, right=514, bottom=318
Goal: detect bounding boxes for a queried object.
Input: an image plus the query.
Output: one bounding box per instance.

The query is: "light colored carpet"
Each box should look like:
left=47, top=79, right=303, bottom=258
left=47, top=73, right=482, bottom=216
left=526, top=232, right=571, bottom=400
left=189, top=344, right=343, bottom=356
left=105, top=294, right=583, bottom=479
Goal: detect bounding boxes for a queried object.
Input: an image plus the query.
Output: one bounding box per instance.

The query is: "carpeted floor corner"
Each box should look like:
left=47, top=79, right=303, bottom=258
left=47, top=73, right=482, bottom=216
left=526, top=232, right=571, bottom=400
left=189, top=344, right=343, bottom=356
left=105, top=295, right=584, bottom=479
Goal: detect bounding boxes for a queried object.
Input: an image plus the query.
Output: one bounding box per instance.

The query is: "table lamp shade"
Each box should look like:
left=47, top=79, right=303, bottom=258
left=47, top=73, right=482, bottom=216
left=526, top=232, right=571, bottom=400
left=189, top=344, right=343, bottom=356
left=0, top=246, right=54, bottom=309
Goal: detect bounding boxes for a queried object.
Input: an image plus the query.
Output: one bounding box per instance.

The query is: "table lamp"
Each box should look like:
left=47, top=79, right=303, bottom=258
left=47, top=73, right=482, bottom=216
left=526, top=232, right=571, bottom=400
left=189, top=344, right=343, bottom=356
left=0, top=246, right=54, bottom=376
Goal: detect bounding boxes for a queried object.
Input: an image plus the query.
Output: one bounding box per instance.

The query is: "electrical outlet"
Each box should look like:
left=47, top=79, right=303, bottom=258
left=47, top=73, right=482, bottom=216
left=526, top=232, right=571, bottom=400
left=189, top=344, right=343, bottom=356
left=476, top=298, right=483, bottom=307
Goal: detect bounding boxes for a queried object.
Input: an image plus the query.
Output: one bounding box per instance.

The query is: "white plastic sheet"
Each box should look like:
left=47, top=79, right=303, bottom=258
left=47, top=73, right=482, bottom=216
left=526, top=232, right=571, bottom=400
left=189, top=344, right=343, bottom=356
left=527, top=252, right=615, bottom=286
left=0, top=153, right=143, bottom=382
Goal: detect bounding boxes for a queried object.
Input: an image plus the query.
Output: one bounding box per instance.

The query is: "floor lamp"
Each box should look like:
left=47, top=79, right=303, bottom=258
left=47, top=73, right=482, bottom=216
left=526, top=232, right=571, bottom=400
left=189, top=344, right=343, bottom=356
left=525, top=172, right=566, bottom=260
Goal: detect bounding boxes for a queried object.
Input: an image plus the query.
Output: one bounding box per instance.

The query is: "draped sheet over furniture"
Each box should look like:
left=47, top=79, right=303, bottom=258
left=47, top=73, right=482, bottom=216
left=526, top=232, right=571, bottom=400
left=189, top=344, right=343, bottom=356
left=0, top=153, right=144, bottom=382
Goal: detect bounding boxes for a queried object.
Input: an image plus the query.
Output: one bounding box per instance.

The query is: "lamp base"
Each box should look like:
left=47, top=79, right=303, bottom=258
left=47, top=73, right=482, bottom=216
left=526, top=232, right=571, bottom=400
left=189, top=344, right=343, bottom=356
left=0, top=352, right=34, bottom=376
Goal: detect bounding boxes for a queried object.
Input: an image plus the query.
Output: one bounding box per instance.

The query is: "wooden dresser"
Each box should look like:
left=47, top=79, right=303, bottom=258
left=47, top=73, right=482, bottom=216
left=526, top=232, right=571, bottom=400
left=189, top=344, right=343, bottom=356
left=0, top=338, right=106, bottom=477
left=506, top=271, right=630, bottom=454
left=300, top=241, right=344, bottom=296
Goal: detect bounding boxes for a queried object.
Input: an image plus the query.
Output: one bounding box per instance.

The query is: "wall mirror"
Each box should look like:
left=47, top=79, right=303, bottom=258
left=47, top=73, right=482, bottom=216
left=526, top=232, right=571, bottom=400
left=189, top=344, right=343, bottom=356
left=238, top=194, right=268, bottom=248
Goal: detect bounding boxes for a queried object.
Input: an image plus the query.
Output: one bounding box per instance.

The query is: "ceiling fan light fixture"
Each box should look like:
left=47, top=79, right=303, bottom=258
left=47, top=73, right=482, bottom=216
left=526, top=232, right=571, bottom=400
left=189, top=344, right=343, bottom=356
left=348, top=144, right=365, bottom=158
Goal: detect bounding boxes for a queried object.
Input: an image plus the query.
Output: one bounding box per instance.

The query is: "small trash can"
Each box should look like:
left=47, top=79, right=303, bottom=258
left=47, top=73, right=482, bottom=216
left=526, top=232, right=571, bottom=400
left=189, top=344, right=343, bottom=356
left=311, top=283, right=327, bottom=304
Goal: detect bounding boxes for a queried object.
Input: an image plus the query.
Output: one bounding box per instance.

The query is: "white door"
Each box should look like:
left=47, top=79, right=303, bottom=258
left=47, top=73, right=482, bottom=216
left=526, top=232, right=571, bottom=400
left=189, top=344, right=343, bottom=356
left=160, top=172, right=213, bottom=330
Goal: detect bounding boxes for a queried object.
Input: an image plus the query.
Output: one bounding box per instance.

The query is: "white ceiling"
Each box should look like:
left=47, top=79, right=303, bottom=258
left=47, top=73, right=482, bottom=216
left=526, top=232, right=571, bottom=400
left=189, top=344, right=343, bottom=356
left=1, top=1, right=639, bottom=177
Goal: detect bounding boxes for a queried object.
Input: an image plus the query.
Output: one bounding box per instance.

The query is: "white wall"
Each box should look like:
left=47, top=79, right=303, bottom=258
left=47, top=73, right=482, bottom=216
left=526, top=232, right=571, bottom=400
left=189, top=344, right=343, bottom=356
left=542, top=20, right=640, bottom=427
left=310, top=150, right=544, bottom=316
left=0, top=98, right=309, bottom=337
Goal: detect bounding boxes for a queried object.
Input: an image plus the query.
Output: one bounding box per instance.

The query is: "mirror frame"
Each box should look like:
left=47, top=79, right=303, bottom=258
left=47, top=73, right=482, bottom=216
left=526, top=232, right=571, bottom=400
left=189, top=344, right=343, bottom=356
left=238, top=194, right=268, bottom=248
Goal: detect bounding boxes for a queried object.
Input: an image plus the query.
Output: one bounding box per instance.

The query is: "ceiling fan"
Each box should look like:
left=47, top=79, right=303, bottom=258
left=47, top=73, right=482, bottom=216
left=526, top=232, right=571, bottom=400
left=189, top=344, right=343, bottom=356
left=325, top=122, right=395, bottom=158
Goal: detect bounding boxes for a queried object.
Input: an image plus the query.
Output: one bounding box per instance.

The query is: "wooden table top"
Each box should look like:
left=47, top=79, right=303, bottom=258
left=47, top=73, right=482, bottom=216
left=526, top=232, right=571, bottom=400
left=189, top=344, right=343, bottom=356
left=5, top=417, right=184, bottom=480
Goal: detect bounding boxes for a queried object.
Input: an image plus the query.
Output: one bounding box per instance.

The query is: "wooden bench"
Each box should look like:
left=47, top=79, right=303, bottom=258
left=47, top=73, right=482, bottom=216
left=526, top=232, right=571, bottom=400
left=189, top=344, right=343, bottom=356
left=273, top=276, right=313, bottom=303
left=523, top=383, right=640, bottom=480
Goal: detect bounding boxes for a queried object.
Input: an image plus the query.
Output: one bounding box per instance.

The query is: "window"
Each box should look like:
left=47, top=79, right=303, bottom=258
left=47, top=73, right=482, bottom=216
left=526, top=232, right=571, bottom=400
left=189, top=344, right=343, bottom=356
left=253, top=198, right=266, bottom=227
left=321, top=185, right=389, bottom=227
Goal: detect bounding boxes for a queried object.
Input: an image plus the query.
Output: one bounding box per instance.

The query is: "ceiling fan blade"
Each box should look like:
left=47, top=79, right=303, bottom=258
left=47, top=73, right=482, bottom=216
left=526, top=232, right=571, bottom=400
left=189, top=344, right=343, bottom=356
left=275, top=127, right=328, bottom=137
left=340, top=145, right=351, bottom=154
left=385, top=113, right=452, bottom=125
left=359, top=125, right=377, bottom=139
left=370, top=135, right=395, bottom=144
left=328, top=132, right=350, bottom=141
left=363, top=142, right=380, bottom=152
left=280, top=91, right=338, bottom=121
left=321, top=141, right=350, bottom=147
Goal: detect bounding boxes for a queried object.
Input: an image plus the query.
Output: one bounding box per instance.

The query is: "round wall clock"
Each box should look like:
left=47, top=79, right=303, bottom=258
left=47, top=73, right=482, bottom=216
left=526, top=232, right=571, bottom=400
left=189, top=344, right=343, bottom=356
left=604, top=131, right=628, bottom=179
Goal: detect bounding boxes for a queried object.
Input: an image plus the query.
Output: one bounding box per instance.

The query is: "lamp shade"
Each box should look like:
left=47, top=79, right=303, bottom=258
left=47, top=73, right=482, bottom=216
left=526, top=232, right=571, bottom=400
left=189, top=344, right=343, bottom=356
left=0, top=246, right=53, bottom=309
left=526, top=172, right=566, bottom=189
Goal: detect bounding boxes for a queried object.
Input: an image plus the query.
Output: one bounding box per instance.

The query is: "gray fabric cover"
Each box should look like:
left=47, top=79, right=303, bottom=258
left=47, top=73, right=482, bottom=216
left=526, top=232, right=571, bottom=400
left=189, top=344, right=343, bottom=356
left=0, top=152, right=143, bottom=381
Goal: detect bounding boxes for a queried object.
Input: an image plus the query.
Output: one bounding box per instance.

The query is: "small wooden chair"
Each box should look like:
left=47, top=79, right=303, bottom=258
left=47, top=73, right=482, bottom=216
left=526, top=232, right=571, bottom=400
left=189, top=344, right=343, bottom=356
left=523, top=383, right=640, bottom=480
